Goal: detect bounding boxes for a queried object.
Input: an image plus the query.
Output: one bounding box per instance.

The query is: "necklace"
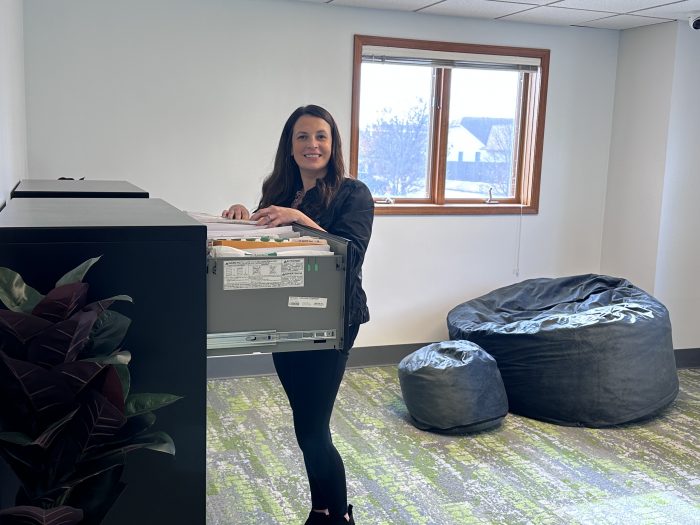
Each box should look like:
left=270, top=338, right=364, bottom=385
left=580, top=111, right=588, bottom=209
left=291, top=190, right=305, bottom=209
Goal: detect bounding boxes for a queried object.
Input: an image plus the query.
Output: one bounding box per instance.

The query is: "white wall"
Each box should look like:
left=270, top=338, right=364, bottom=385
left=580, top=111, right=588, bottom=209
left=23, top=0, right=619, bottom=347
left=0, top=0, right=27, bottom=205
left=600, top=23, right=676, bottom=294
left=653, top=23, right=700, bottom=349
left=601, top=21, right=700, bottom=349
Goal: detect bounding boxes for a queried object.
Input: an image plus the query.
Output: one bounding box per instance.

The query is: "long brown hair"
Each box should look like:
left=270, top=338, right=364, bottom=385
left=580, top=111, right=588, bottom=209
left=257, top=105, right=345, bottom=212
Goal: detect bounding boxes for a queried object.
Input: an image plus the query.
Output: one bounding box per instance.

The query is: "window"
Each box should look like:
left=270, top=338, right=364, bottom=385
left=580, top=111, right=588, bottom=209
left=350, top=35, right=550, bottom=215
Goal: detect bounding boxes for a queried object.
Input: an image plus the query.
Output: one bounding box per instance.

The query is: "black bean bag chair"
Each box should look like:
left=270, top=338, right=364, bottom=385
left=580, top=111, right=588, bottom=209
left=398, top=340, right=508, bottom=433
left=447, top=274, right=678, bottom=427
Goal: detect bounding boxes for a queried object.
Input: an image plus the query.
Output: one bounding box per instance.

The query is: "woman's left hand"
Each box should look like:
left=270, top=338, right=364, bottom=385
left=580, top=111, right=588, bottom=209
left=250, top=206, right=301, bottom=228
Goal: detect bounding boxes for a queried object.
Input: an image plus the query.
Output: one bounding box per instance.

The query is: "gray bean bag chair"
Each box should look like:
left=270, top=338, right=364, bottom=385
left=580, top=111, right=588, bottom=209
left=447, top=274, right=678, bottom=427
left=398, top=341, right=508, bottom=433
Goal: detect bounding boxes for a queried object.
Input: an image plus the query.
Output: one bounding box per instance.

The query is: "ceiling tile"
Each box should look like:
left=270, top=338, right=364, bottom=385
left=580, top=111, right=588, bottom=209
left=636, top=0, right=700, bottom=19
left=555, top=0, right=679, bottom=13
left=421, top=0, right=534, bottom=18
left=330, top=0, right=437, bottom=10
left=490, top=0, right=563, bottom=4
left=579, top=13, right=674, bottom=28
left=502, top=5, right=611, bottom=24
left=283, top=0, right=694, bottom=29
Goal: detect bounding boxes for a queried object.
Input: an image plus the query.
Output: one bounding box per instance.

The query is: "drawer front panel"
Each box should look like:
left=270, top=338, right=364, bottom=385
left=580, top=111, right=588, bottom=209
left=206, top=254, right=345, bottom=353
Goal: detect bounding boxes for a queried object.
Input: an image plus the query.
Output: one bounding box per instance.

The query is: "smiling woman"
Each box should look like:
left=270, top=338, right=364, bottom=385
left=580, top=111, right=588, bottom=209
left=221, top=105, right=374, bottom=524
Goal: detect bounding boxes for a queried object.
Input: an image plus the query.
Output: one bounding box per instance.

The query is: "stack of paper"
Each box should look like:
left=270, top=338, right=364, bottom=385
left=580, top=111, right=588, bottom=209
left=206, top=225, right=301, bottom=240
left=188, top=210, right=334, bottom=257
left=185, top=211, right=300, bottom=240
left=186, top=211, right=259, bottom=228
left=212, top=237, right=331, bottom=255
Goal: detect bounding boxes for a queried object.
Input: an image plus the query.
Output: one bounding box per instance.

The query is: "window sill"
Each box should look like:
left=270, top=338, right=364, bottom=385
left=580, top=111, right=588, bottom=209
left=373, top=203, right=538, bottom=216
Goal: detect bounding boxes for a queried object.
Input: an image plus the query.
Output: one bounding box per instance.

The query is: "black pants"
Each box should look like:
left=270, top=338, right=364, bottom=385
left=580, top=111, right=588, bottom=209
left=272, top=325, right=359, bottom=517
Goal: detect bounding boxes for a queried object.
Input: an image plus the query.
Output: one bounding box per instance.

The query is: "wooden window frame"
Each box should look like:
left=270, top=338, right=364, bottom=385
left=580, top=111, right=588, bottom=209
left=350, top=35, right=550, bottom=216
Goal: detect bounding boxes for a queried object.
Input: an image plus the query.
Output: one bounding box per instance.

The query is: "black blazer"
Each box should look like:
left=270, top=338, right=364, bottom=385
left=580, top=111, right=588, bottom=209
left=294, top=177, right=374, bottom=327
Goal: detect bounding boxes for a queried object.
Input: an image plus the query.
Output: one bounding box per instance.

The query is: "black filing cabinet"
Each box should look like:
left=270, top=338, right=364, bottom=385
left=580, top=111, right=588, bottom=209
left=0, top=197, right=205, bottom=524
left=11, top=179, right=149, bottom=198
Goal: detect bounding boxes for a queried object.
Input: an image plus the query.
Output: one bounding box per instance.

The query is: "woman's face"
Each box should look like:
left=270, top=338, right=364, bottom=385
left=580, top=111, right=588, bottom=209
left=291, top=115, right=332, bottom=178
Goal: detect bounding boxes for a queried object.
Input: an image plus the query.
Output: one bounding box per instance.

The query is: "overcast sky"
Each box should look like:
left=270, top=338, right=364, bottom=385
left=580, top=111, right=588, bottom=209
left=360, top=63, right=518, bottom=127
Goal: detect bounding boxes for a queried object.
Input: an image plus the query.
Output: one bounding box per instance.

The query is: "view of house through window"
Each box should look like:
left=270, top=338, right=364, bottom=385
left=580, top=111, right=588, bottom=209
left=446, top=69, right=519, bottom=200
left=350, top=35, right=550, bottom=215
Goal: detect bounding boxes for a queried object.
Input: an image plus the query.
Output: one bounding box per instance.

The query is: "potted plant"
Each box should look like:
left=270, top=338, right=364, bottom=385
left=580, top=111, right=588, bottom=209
left=0, top=257, right=181, bottom=525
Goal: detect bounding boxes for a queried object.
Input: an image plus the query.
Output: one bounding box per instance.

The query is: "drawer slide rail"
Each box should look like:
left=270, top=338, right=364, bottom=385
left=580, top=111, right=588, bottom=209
left=207, top=329, right=337, bottom=349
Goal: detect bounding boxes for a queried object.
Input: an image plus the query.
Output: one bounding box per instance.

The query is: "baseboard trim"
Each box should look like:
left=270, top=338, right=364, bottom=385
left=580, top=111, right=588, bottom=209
left=206, top=343, right=425, bottom=379
left=347, top=343, right=425, bottom=369
left=207, top=352, right=275, bottom=378
left=675, top=348, right=700, bottom=369
left=207, top=345, right=700, bottom=379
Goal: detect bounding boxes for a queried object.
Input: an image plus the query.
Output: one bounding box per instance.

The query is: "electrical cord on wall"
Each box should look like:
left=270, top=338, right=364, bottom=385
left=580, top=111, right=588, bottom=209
left=513, top=203, right=524, bottom=278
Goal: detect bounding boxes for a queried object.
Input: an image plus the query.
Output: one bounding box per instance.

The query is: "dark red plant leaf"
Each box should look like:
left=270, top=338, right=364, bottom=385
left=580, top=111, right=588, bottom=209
left=0, top=311, right=52, bottom=345
left=54, top=362, right=125, bottom=414
left=46, top=393, right=123, bottom=489
left=0, top=409, right=78, bottom=492
left=27, top=310, right=99, bottom=368
left=83, top=412, right=156, bottom=458
left=54, top=361, right=106, bottom=395
left=77, top=390, right=126, bottom=453
left=0, top=441, right=45, bottom=491
left=0, top=505, right=83, bottom=525
left=0, top=329, right=27, bottom=360
left=31, top=283, right=88, bottom=323
left=32, top=408, right=79, bottom=451
left=91, top=366, right=125, bottom=414
left=49, top=390, right=126, bottom=477
left=0, top=352, right=74, bottom=433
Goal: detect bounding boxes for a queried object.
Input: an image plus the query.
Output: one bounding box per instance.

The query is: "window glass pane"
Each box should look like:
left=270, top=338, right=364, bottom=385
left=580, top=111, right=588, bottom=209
left=358, top=63, right=432, bottom=199
left=445, top=69, right=519, bottom=200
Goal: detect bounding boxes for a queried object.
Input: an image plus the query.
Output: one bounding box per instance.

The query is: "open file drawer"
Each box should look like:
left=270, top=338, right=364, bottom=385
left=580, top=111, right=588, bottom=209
left=206, top=224, right=349, bottom=355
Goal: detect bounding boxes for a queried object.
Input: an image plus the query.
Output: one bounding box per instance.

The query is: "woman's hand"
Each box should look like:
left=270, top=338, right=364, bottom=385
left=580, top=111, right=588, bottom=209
left=249, top=206, right=302, bottom=228
left=222, top=204, right=250, bottom=220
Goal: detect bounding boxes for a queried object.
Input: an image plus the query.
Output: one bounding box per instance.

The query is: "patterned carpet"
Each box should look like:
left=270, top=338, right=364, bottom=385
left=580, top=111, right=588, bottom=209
left=206, top=367, right=700, bottom=524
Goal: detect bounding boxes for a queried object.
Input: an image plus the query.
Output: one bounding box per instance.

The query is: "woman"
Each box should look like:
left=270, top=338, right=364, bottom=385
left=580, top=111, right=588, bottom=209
left=223, top=105, right=374, bottom=524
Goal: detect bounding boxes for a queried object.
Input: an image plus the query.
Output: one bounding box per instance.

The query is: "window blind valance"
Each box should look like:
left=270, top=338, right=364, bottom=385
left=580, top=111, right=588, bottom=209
left=362, top=45, right=540, bottom=72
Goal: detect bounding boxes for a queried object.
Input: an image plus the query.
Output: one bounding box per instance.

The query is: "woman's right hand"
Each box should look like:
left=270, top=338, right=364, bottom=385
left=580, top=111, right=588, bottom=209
left=222, top=204, right=251, bottom=220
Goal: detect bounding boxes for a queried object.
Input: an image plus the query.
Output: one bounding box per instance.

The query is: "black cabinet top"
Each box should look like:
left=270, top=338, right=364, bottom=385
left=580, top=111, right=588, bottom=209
left=0, top=198, right=205, bottom=243
left=11, top=179, right=149, bottom=198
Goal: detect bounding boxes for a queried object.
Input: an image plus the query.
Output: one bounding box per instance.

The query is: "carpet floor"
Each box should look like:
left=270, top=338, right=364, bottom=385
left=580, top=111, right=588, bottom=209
left=206, top=367, right=700, bottom=524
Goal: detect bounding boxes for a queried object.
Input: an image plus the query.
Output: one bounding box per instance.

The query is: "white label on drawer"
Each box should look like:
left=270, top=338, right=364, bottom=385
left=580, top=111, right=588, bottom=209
left=223, top=258, right=304, bottom=290
left=288, top=296, right=327, bottom=308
